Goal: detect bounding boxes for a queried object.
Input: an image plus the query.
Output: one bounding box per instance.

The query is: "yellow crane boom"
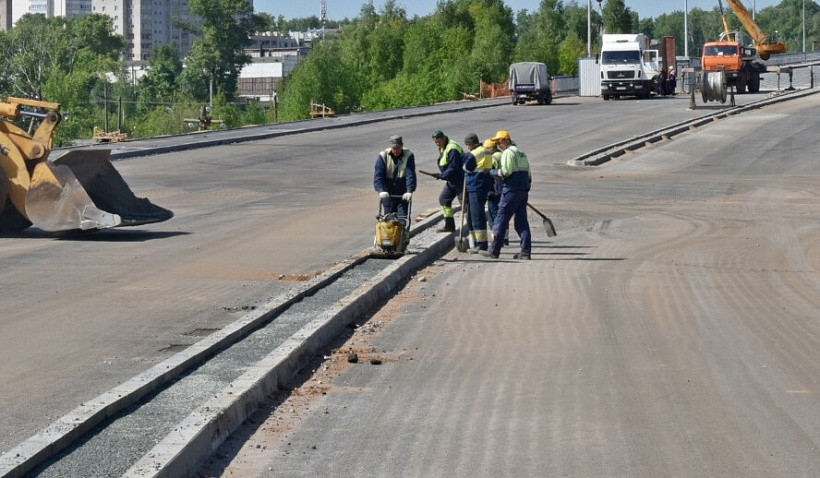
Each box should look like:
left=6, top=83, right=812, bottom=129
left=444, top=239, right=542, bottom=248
left=725, top=0, right=787, bottom=59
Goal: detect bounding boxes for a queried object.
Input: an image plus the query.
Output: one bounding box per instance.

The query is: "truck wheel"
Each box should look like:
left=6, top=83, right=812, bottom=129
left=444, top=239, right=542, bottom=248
left=748, top=75, right=760, bottom=93
left=602, top=94, right=610, bottom=101
left=736, top=75, right=747, bottom=94
left=544, top=92, right=552, bottom=105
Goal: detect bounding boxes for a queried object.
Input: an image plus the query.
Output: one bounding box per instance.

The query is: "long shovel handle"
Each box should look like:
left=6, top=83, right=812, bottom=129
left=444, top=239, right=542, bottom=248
left=418, top=169, right=439, bottom=179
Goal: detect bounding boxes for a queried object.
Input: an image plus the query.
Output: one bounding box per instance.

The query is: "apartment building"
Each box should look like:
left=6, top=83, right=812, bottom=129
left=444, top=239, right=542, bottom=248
left=13, top=0, right=91, bottom=19
left=92, top=0, right=198, bottom=63
left=1, top=0, right=11, bottom=31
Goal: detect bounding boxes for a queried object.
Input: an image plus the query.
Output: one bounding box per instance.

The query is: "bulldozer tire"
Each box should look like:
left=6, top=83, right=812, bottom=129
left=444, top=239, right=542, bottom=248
left=0, top=170, right=32, bottom=233
left=0, top=201, right=32, bottom=232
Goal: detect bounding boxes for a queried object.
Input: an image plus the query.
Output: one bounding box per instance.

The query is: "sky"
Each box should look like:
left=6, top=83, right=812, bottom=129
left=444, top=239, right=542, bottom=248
left=254, top=0, right=783, bottom=21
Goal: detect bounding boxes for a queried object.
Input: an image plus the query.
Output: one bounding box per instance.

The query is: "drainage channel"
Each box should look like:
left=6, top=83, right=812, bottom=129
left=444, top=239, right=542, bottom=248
left=1, top=214, right=452, bottom=478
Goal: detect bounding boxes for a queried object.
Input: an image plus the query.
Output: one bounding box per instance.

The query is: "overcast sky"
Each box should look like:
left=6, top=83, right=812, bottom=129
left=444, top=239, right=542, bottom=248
left=254, top=0, right=782, bottom=21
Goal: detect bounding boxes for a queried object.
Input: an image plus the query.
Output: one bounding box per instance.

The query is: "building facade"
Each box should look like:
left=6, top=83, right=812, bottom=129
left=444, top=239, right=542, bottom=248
left=22, top=0, right=91, bottom=18
left=92, top=0, right=198, bottom=62
left=1, top=0, right=11, bottom=31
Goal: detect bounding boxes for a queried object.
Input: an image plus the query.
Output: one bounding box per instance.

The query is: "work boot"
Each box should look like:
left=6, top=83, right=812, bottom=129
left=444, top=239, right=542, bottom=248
left=468, top=241, right=488, bottom=254
left=436, top=217, right=456, bottom=233
left=478, top=250, right=499, bottom=259
left=513, top=253, right=530, bottom=260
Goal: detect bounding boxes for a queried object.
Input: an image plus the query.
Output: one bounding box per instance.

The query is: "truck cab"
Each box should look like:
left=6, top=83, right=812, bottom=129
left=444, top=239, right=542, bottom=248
left=600, top=34, right=659, bottom=100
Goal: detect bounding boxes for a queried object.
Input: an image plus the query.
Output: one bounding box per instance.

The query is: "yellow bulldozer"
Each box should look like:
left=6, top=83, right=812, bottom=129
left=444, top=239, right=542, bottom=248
left=0, top=97, right=173, bottom=233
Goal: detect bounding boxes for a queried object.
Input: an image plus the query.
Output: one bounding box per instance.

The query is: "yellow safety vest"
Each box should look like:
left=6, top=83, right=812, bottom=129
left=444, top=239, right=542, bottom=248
left=381, top=148, right=411, bottom=179
left=438, top=141, right=463, bottom=168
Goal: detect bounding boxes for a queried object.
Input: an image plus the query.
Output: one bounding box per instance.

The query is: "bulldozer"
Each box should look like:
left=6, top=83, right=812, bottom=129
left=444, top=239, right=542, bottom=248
left=0, top=97, right=173, bottom=233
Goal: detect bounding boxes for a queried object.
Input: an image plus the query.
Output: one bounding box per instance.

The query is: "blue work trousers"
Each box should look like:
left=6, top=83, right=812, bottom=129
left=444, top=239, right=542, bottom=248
left=468, top=190, right=488, bottom=241
left=489, top=189, right=531, bottom=256
left=381, top=196, right=409, bottom=220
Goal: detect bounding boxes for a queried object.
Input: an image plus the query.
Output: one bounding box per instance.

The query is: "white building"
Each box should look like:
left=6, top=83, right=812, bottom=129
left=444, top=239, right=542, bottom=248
left=92, top=0, right=198, bottom=63
left=12, top=0, right=91, bottom=20
left=1, top=0, right=11, bottom=31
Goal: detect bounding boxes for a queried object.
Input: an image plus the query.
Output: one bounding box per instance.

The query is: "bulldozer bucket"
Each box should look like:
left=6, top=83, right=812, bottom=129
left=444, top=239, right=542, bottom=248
left=25, top=149, right=173, bottom=232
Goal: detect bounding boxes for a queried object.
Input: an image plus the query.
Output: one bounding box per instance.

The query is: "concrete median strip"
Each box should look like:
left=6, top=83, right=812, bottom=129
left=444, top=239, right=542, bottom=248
left=122, top=221, right=454, bottom=477
left=0, top=211, right=452, bottom=478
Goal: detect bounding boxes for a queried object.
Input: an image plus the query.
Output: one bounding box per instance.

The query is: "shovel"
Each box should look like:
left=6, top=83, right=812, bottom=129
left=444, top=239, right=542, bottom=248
left=455, top=178, right=469, bottom=252
left=420, top=169, right=470, bottom=251
left=527, top=202, right=557, bottom=237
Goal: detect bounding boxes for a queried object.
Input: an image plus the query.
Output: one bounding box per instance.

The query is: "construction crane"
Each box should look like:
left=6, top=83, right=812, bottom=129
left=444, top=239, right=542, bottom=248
left=723, top=0, right=787, bottom=60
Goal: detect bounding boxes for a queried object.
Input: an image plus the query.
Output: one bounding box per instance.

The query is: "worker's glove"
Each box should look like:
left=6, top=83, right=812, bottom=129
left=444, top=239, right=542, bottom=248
left=379, top=191, right=389, bottom=199
left=402, top=192, right=412, bottom=202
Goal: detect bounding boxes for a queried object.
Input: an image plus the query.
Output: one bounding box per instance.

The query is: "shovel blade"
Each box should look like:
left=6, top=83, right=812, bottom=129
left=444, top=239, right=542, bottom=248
left=455, top=236, right=470, bottom=252
left=543, top=217, right=557, bottom=237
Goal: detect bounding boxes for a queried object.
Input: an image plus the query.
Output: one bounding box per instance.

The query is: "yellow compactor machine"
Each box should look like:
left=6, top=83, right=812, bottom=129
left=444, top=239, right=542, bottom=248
left=0, top=97, right=172, bottom=233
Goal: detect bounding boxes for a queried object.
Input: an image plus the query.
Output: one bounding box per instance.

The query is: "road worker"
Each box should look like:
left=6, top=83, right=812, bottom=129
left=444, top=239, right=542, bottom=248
left=374, top=134, right=416, bottom=220
left=480, top=130, right=532, bottom=260
left=485, top=140, right=507, bottom=245
left=461, top=134, right=495, bottom=253
left=431, top=130, right=464, bottom=233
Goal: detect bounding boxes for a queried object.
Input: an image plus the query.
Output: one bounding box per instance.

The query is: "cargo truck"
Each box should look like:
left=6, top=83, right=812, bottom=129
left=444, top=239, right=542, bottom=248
left=508, top=62, right=552, bottom=105
left=600, top=34, right=660, bottom=100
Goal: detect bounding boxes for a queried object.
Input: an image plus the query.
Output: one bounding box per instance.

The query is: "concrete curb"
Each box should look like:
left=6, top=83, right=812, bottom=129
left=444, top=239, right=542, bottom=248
left=67, top=99, right=509, bottom=161
left=567, top=87, right=819, bottom=167
left=122, top=226, right=455, bottom=477
left=0, top=207, right=448, bottom=478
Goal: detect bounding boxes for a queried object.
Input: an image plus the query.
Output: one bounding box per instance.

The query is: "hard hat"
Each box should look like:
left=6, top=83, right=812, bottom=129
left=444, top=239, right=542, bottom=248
left=483, top=139, right=496, bottom=149
left=490, top=130, right=511, bottom=142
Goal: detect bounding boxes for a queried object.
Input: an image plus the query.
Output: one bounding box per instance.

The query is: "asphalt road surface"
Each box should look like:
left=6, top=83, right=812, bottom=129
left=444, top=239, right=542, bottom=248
left=202, top=93, right=820, bottom=477
left=2, top=90, right=818, bottom=477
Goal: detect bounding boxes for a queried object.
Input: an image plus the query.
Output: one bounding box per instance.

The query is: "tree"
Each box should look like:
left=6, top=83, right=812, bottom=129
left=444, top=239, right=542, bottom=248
left=514, top=0, right=565, bottom=74
left=602, top=0, right=635, bottom=34
left=558, top=33, right=586, bottom=75
left=137, top=44, right=183, bottom=114
left=180, top=0, right=257, bottom=102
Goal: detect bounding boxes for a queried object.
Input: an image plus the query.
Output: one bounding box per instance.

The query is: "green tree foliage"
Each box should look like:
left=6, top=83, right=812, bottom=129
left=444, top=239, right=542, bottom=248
left=558, top=33, right=586, bottom=74
left=602, top=0, right=636, bottom=34
left=137, top=44, right=184, bottom=115
left=181, top=0, right=257, bottom=102
left=0, top=14, right=124, bottom=145
left=133, top=102, right=200, bottom=138
left=514, top=0, right=565, bottom=73
left=755, top=0, right=819, bottom=52
left=0, top=14, right=123, bottom=100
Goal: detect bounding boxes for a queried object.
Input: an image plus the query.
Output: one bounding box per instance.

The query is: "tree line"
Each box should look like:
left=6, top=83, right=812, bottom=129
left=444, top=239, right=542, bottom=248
left=0, top=0, right=816, bottom=145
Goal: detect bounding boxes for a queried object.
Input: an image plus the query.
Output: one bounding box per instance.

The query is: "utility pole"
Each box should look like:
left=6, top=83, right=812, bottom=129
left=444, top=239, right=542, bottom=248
left=321, top=0, right=327, bottom=38
left=587, top=0, right=591, bottom=57
left=684, top=0, right=689, bottom=58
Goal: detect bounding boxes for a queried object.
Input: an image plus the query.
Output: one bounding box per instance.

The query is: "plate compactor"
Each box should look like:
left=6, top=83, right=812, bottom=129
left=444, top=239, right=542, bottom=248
left=372, top=196, right=411, bottom=258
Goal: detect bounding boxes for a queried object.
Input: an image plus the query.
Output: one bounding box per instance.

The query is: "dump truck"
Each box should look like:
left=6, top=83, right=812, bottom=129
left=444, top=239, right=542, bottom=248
left=701, top=0, right=787, bottom=94
left=509, top=62, right=552, bottom=105
left=0, top=97, right=173, bottom=233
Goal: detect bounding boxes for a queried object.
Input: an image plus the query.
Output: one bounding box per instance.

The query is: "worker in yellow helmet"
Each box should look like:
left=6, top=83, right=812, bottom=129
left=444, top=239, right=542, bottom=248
left=479, top=130, right=532, bottom=260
